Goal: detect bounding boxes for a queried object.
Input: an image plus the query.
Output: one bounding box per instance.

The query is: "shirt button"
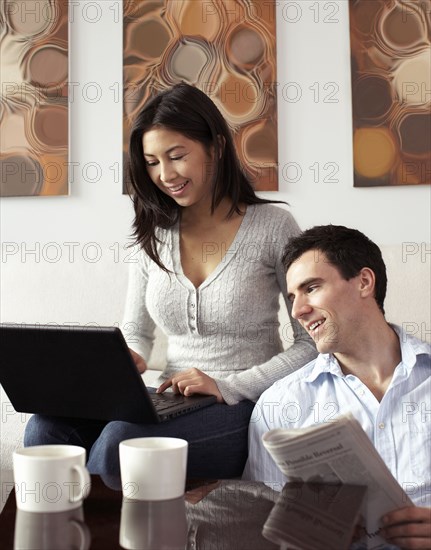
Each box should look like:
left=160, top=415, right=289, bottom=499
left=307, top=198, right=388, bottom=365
left=378, top=422, right=385, bottom=429
left=191, top=315, right=195, bottom=320
left=191, top=304, right=195, bottom=308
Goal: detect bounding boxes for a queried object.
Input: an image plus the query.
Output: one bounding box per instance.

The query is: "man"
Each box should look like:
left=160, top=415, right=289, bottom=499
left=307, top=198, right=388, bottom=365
left=245, top=225, right=430, bottom=549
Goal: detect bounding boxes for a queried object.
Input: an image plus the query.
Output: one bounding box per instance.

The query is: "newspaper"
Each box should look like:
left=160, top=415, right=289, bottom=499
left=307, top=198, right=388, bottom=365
left=261, top=413, right=413, bottom=549
left=262, top=482, right=367, bottom=550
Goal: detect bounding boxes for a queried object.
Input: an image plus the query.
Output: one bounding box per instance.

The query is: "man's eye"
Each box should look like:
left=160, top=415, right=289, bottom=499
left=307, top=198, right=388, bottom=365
left=306, top=285, right=318, bottom=294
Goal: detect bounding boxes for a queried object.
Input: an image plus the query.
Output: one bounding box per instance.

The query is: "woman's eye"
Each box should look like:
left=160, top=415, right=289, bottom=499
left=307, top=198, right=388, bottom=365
left=146, top=161, right=158, bottom=167
left=170, top=156, right=183, bottom=161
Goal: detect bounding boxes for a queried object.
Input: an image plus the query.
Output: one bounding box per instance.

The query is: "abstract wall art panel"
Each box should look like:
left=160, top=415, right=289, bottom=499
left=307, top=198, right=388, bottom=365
left=123, top=0, right=278, bottom=192
left=0, top=0, right=69, bottom=197
left=349, top=0, right=431, bottom=187
left=350, top=0, right=431, bottom=187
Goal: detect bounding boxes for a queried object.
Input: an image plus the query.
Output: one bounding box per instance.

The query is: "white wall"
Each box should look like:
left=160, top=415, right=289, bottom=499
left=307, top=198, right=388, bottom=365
left=0, top=1, right=430, bottom=255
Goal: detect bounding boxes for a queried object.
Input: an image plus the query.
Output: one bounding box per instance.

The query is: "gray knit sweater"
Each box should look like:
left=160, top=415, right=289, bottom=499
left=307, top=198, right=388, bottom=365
left=123, top=204, right=317, bottom=405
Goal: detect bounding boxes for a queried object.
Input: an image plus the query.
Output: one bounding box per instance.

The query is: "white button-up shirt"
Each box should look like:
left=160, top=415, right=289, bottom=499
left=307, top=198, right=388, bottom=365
left=244, top=326, right=431, bottom=507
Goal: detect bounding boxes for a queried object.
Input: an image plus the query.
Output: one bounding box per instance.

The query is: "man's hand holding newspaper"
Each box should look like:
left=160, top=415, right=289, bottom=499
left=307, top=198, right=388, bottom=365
left=261, top=413, right=422, bottom=549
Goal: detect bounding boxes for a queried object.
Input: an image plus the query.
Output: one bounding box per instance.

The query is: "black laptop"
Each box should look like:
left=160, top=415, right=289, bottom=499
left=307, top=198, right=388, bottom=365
left=0, top=324, right=216, bottom=423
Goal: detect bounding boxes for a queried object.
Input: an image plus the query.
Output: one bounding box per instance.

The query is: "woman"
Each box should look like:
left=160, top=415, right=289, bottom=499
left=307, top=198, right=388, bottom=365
left=25, top=84, right=316, bottom=479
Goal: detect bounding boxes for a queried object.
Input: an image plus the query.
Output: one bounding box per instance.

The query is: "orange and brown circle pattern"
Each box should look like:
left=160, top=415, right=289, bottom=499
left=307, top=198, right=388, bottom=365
left=350, top=0, right=431, bottom=186
left=0, top=0, right=68, bottom=197
left=123, top=0, right=278, bottom=191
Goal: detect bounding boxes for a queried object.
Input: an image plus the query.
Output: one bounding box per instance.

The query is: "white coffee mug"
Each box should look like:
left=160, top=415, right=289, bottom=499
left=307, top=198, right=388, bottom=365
left=13, top=445, right=91, bottom=513
left=119, top=497, right=187, bottom=550
left=119, top=437, right=188, bottom=501
left=14, top=506, right=91, bottom=550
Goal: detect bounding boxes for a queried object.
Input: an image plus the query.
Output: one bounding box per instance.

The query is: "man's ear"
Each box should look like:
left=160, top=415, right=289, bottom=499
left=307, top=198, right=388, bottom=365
left=358, top=267, right=376, bottom=299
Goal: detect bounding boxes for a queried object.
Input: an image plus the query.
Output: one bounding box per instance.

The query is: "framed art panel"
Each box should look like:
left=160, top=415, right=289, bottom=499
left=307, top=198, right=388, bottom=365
left=0, top=0, right=69, bottom=197
left=123, top=0, right=278, bottom=192
left=349, top=0, right=431, bottom=187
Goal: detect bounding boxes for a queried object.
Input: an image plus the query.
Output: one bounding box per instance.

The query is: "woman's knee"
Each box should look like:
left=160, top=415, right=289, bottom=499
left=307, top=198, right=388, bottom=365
left=24, top=415, right=57, bottom=446
left=24, top=415, right=104, bottom=450
left=88, top=421, right=145, bottom=476
left=92, top=421, right=143, bottom=452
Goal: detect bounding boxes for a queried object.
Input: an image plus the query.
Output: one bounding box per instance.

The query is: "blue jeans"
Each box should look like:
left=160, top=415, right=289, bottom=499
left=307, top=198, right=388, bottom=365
left=24, top=398, right=255, bottom=480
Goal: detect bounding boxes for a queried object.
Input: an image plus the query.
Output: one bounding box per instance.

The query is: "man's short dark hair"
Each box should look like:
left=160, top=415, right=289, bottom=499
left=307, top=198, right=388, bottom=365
left=283, top=225, right=387, bottom=314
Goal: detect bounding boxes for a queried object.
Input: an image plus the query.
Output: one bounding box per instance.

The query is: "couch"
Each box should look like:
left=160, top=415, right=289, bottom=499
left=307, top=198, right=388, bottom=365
left=1, top=242, right=430, bottom=474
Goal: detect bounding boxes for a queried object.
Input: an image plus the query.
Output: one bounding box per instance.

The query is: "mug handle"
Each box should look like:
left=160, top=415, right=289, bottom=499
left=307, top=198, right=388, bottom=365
left=70, top=519, right=91, bottom=550
left=70, top=464, right=91, bottom=503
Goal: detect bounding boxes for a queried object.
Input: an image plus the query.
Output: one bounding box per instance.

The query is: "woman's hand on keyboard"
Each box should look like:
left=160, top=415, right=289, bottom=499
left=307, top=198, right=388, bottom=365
left=157, top=368, right=224, bottom=403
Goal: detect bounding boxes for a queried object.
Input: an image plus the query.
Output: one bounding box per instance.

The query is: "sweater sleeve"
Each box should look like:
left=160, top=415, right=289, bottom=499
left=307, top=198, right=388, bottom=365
left=215, top=210, right=317, bottom=405
left=216, top=321, right=316, bottom=405
left=121, top=252, right=156, bottom=362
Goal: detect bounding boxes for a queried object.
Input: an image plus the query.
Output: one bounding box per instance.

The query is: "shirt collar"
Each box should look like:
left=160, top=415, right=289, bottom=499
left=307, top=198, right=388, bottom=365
left=302, top=324, right=430, bottom=384
left=303, top=353, right=343, bottom=383
left=391, top=324, right=431, bottom=376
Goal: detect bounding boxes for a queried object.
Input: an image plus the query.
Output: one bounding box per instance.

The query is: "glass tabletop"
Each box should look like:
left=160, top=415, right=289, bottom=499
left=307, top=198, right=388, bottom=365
left=0, top=475, right=366, bottom=549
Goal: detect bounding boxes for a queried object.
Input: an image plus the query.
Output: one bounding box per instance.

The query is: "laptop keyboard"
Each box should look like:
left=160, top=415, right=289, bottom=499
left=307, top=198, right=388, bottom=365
left=151, top=393, right=185, bottom=412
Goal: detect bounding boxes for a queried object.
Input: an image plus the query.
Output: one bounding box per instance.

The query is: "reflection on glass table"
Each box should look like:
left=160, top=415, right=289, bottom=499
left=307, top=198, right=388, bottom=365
left=263, top=481, right=367, bottom=550
left=120, top=497, right=187, bottom=550
left=0, top=475, right=370, bottom=550
left=14, top=505, right=91, bottom=550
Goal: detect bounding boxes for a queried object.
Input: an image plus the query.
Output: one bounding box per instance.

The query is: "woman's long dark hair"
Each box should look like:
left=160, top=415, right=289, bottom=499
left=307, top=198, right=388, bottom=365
left=128, top=82, right=282, bottom=270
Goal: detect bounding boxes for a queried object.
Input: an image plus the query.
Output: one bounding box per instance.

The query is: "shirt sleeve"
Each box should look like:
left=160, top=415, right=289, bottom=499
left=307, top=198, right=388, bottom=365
left=243, top=388, right=288, bottom=485
left=121, top=252, right=156, bottom=362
